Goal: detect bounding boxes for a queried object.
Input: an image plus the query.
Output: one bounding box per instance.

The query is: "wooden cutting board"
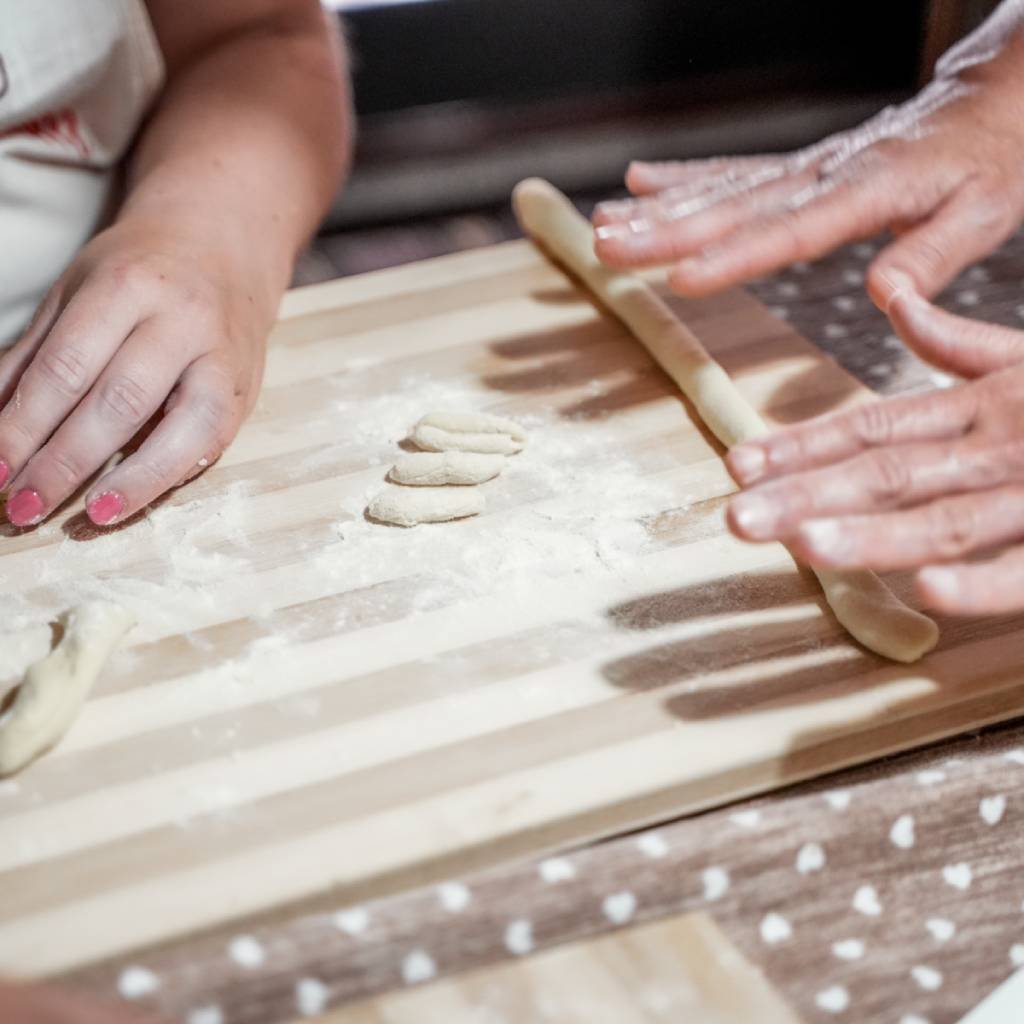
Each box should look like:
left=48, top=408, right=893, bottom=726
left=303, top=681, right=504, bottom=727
left=2, top=239, right=1023, bottom=980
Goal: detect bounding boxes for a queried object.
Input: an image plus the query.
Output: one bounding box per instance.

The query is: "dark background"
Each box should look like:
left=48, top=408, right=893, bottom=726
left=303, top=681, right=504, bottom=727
left=301, top=0, right=999, bottom=277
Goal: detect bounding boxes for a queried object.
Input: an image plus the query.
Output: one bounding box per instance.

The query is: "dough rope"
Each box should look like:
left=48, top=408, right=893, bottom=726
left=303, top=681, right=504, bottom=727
left=512, top=177, right=938, bottom=663
left=0, top=602, right=135, bottom=775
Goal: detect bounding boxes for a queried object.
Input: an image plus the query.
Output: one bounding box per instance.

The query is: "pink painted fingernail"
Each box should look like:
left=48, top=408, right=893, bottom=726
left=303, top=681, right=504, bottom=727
left=0, top=460, right=8, bottom=490
left=6, top=488, right=45, bottom=526
left=87, top=491, right=125, bottom=526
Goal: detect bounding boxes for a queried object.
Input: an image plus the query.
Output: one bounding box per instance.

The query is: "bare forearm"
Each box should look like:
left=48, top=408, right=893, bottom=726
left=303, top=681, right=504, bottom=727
left=122, top=13, right=351, bottom=295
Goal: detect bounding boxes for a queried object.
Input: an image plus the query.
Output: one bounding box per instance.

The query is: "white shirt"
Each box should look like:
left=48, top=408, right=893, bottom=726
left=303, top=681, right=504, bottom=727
left=0, top=0, right=164, bottom=346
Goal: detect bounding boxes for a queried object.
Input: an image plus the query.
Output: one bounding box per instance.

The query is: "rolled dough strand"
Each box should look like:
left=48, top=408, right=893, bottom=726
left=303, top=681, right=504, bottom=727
left=0, top=602, right=135, bottom=775
left=512, top=178, right=938, bottom=663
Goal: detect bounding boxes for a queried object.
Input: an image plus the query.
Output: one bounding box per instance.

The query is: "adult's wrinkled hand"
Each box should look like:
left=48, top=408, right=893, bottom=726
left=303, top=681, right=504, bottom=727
left=592, top=3, right=1024, bottom=312
left=725, top=293, right=1024, bottom=616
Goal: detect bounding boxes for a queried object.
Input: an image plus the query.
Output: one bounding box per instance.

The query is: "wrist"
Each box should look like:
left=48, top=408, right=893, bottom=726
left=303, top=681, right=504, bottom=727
left=114, top=192, right=295, bottom=302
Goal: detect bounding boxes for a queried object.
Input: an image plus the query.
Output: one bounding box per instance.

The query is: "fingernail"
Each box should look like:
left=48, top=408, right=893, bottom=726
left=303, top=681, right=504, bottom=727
left=879, top=269, right=915, bottom=312
left=729, top=445, right=766, bottom=483
left=918, top=566, right=959, bottom=602
left=594, top=200, right=633, bottom=220
left=729, top=493, right=778, bottom=538
left=0, top=460, right=8, bottom=490
left=6, top=488, right=45, bottom=527
left=595, top=218, right=652, bottom=241
left=799, top=518, right=853, bottom=562
left=86, top=490, right=125, bottom=526
left=595, top=222, right=632, bottom=241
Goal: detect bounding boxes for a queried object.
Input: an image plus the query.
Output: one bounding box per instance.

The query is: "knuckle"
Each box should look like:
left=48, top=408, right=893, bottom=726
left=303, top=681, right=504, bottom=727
left=763, top=210, right=810, bottom=259
left=851, top=402, right=894, bottom=447
left=963, top=447, right=1008, bottom=489
left=190, top=388, right=238, bottom=450
left=962, top=178, right=1015, bottom=233
left=105, top=259, right=150, bottom=295
left=44, top=448, right=84, bottom=487
left=929, top=499, right=977, bottom=558
left=98, top=375, right=151, bottom=425
left=35, top=346, right=90, bottom=397
left=864, top=450, right=912, bottom=505
left=125, top=458, right=166, bottom=494
left=905, top=236, right=948, bottom=278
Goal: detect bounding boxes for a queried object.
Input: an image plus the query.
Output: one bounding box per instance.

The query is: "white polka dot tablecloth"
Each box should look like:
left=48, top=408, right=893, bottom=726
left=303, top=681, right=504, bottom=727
left=78, top=723, right=1024, bottom=1024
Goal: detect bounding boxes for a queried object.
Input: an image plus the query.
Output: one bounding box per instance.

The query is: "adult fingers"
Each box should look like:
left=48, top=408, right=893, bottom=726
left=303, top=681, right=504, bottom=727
left=726, top=387, right=978, bottom=486
left=624, top=156, right=783, bottom=196
left=83, top=357, right=245, bottom=525
left=727, top=438, right=1011, bottom=542
left=918, top=545, right=1024, bottom=616
left=594, top=165, right=817, bottom=268
left=3, top=322, right=186, bottom=526
left=789, top=483, right=1024, bottom=571
left=867, top=181, right=1018, bottom=309
left=664, top=169, right=899, bottom=296
left=888, top=291, right=1024, bottom=377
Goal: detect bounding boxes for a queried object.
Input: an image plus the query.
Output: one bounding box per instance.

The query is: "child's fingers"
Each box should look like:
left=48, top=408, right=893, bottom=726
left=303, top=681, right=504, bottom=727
left=2, top=323, right=185, bottom=526
left=0, top=280, right=143, bottom=492
left=84, top=358, right=245, bottom=525
left=0, top=283, right=67, bottom=408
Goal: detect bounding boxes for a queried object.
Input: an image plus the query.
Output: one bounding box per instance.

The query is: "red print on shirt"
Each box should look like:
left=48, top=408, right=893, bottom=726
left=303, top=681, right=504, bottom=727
left=1, top=109, right=89, bottom=157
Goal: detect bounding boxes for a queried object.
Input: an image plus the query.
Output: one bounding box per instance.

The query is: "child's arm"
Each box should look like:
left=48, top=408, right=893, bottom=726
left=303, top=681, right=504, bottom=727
left=0, top=0, right=352, bottom=527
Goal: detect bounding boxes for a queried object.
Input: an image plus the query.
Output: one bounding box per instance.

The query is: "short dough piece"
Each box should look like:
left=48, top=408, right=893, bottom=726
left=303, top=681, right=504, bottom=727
left=410, top=411, right=527, bottom=455
left=389, top=451, right=505, bottom=486
left=513, top=177, right=938, bottom=663
left=0, top=602, right=135, bottom=775
left=367, top=486, right=485, bottom=527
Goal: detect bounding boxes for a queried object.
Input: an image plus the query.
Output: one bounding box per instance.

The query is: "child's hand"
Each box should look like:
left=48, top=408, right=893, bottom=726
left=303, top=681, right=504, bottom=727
left=0, top=0, right=351, bottom=529
left=0, top=213, right=275, bottom=527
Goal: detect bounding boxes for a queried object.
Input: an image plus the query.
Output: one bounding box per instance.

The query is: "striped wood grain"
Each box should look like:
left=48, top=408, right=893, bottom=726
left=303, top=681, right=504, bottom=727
left=2, top=240, right=1022, bottom=979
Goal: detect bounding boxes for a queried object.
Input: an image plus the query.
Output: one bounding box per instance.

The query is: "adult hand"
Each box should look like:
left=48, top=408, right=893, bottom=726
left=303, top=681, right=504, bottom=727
left=0, top=212, right=272, bottom=527
left=725, top=293, right=1024, bottom=616
left=0, top=978, right=164, bottom=1023
left=592, top=3, right=1024, bottom=310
